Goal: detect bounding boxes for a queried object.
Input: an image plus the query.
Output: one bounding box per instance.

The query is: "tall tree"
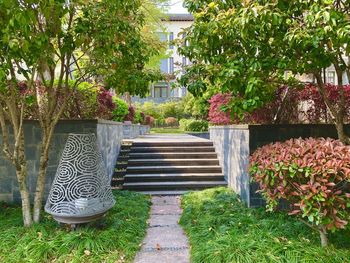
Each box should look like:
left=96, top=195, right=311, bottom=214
left=0, top=0, right=161, bottom=226
left=180, top=0, right=350, bottom=143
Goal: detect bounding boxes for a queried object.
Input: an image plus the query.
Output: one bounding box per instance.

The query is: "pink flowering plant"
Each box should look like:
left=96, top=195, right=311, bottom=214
left=250, top=137, right=350, bottom=247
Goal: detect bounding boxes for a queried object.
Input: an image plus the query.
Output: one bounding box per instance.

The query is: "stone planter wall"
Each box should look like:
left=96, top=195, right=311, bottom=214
left=123, top=124, right=150, bottom=139
left=0, top=119, right=150, bottom=203
left=210, top=124, right=350, bottom=207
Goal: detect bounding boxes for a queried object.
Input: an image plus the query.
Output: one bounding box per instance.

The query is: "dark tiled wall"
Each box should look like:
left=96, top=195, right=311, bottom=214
left=0, top=120, right=98, bottom=203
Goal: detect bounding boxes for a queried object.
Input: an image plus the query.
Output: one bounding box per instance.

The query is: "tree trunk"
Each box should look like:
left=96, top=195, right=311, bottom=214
left=124, top=92, right=132, bottom=106
left=33, top=129, right=54, bottom=223
left=319, top=227, right=328, bottom=247
left=18, top=172, right=33, bottom=227
left=315, top=73, right=350, bottom=144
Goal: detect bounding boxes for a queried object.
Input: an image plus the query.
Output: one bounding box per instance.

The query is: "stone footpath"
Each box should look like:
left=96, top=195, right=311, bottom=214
left=134, top=196, right=190, bottom=263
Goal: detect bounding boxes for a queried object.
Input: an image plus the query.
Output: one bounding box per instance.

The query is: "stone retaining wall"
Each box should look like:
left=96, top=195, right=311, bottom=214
left=210, top=124, right=350, bottom=207
left=0, top=119, right=150, bottom=203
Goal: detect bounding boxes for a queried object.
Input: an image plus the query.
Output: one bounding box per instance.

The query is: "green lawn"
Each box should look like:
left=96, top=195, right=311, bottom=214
left=180, top=187, right=350, bottom=263
left=0, top=191, right=150, bottom=263
left=150, top=127, right=209, bottom=134
left=150, top=127, right=185, bottom=134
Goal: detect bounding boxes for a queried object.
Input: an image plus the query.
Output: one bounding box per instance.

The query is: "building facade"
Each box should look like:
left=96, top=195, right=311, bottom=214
left=133, top=14, right=194, bottom=104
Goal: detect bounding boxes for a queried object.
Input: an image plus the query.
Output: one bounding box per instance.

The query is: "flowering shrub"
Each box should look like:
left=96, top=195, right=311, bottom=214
left=250, top=137, right=350, bottom=246
left=208, top=93, right=232, bottom=125
left=165, top=117, right=178, bottom=126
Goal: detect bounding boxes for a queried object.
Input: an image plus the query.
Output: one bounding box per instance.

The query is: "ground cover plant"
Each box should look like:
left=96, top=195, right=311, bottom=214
left=0, top=191, right=150, bottom=263
left=180, top=187, right=350, bottom=263
left=250, top=137, right=350, bottom=247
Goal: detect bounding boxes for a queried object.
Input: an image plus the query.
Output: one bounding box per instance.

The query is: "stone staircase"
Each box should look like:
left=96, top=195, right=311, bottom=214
left=112, top=137, right=227, bottom=195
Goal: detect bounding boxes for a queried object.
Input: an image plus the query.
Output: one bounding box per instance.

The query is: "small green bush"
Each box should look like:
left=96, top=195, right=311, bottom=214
left=133, top=110, right=143, bottom=124
left=179, top=119, right=209, bottom=132
left=112, top=97, right=129, bottom=122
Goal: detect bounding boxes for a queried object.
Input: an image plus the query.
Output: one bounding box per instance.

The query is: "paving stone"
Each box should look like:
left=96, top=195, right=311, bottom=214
left=151, top=204, right=182, bottom=215
left=148, top=214, right=180, bottom=227
left=134, top=249, right=190, bottom=263
left=142, top=225, right=189, bottom=249
left=134, top=195, right=190, bottom=263
left=152, top=196, right=181, bottom=206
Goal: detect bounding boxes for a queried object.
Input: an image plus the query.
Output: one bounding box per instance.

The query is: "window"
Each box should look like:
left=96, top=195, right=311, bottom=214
left=169, top=57, right=174, bottom=74
left=169, top=32, right=174, bottom=49
left=327, top=71, right=336, bottom=84
left=182, top=57, right=187, bottom=67
left=156, top=32, right=167, bottom=42
left=154, top=85, right=168, bottom=98
left=160, top=59, right=168, bottom=73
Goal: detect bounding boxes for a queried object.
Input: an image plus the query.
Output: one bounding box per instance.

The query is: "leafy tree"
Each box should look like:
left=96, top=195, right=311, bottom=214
left=0, top=0, right=161, bottom=226
left=180, top=0, right=350, bottom=143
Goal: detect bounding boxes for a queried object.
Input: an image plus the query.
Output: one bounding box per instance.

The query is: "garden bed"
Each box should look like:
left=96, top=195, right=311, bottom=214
left=180, top=187, right=350, bottom=263
left=0, top=191, right=150, bottom=263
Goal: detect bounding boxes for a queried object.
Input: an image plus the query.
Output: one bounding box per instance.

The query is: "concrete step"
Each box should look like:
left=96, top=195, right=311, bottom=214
left=132, top=141, right=213, bottom=147
left=126, top=165, right=222, bottom=174
left=127, top=159, right=220, bottom=166
left=111, top=178, right=124, bottom=187
left=123, top=181, right=227, bottom=191
left=124, top=173, right=225, bottom=182
left=130, top=146, right=216, bottom=153
left=128, top=152, right=218, bottom=159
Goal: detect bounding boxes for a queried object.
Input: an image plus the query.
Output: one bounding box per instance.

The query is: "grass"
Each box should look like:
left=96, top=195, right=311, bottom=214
left=150, top=127, right=208, bottom=134
left=150, top=127, right=185, bottom=134
left=0, top=191, right=151, bottom=263
left=180, top=187, right=350, bottom=263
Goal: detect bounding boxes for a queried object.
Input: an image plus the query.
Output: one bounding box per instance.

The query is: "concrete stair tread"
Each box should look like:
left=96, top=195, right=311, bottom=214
left=131, top=146, right=214, bottom=149
left=128, top=154, right=217, bottom=159
left=127, top=165, right=221, bottom=169
left=128, top=158, right=218, bottom=162
left=124, top=181, right=227, bottom=186
left=131, top=142, right=213, bottom=147
left=124, top=173, right=224, bottom=177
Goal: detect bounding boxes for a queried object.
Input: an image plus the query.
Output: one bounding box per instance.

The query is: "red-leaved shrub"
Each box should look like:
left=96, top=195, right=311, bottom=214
left=250, top=137, right=350, bottom=246
left=208, top=93, right=232, bottom=125
left=208, top=84, right=350, bottom=125
left=124, top=106, right=136, bottom=122
left=145, top=115, right=155, bottom=125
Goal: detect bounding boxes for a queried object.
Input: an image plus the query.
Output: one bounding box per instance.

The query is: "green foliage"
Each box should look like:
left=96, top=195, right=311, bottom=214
left=112, top=97, right=129, bottom=122
left=159, top=101, right=185, bottom=119
left=180, top=0, right=350, bottom=123
left=182, top=93, right=210, bottom=120
left=135, top=101, right=162, bottom=119
left=180, top=187, right=350, bottom=263
left=135, top=100, right=186, bottom=123
left=179, top=119, right=209, bottom=132
left=0, top=191, right=150, bottom=263
left=133, top=109, right=143, bottom=124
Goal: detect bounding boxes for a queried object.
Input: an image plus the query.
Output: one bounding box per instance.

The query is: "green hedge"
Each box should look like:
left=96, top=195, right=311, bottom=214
left=112, top=97, right=129, bottom=122
left=179, top=119, right=209, bottom=132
